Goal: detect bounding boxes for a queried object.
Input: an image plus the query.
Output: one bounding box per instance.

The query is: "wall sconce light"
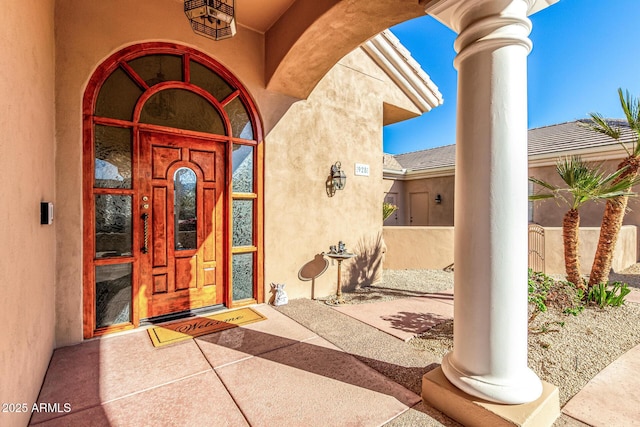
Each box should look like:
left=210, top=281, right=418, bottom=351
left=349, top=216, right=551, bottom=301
left=326, top=161, right=347, bottom=197
left=435, top=194, right=442, bottom=204
left=184, top=0, right=237, bottom=41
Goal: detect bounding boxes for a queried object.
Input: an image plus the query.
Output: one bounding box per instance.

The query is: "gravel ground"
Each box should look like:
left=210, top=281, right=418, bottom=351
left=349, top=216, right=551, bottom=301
left=276, top=267, right=640, bottom=426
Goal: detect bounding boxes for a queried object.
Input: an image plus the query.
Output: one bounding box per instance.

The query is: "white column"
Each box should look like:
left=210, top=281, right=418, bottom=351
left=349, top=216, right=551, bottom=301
left=441, top=0, right=543, bottom=404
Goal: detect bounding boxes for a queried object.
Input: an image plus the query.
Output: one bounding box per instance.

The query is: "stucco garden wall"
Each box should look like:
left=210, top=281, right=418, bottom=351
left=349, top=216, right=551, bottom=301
left=0, top=2, right=56, bottom=426
left=383, top=225, right=637, bottom=276
left=542, top=225, right=637, bottom=276
left=383, top=227, right=455, bottom=270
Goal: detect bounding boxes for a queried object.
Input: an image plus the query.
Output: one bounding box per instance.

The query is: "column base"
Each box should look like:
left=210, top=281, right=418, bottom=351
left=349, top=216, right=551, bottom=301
left=442, top=353, right=543, bottom=404
left=422, top=366, right=559, bottom=427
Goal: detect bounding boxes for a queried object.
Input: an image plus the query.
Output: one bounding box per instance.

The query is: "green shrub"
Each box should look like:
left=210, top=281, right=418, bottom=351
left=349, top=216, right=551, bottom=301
left=587, top=282, right=631, bottom=308
left=528, top=269, right=553, bottom=313
left=383, top=202, right=398, bottom=221
left=528, top=269, right=585, bottom=319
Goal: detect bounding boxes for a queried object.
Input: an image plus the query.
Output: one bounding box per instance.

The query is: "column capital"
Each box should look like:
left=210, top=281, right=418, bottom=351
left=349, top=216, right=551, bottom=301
left=452, top=1, right=533, bottom=69
left=424, top=0, right=558, bottom=33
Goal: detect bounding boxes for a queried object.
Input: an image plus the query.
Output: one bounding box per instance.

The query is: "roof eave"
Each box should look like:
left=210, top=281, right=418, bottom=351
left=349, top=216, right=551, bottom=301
left=362, top=30, right=443, bottom=114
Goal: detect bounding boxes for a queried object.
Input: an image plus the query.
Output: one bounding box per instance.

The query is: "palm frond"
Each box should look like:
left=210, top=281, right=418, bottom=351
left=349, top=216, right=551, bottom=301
left=618, top=88, right=640, bottom=156
left=528, top=176, right=562, bottom=203
left=583, top=113, right=622, bottom=139
left=528, top=176, right=558, bottom=191
left=619, top=88, right=640, bottom=132
left=528, top=194, right=556, bottom=201
left=551, top=156, right=639, bottom=209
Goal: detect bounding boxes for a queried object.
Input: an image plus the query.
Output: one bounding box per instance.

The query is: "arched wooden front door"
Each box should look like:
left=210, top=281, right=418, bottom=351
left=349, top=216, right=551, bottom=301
left=82, top=43, right=263, bottom=338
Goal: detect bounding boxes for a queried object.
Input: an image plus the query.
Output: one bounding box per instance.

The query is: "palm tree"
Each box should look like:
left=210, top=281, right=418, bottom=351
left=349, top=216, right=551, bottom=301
left=529, top=156, right=637, bottom=289
left=582, top=89, right=640, bottom=287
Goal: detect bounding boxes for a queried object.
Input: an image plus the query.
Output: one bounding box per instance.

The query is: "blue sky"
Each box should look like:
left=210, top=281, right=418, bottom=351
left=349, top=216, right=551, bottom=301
left=383, top=0, right=640, bottom=155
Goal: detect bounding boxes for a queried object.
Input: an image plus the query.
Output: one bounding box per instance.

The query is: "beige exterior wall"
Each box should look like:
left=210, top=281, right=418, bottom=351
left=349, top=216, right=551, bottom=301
left=385, top=159, right=640, bottom=263
left=0, top=2, right=56, bottom=425
left=383, top=227, right=455, bottom=270
left=530, top=160, right=640, bottom=259
left=383, top=174, right=455, bottom=226
left=383, top=225, right=637, bottom=275
left=542, top=226, right=637, bottom=275
left=383, top=178, right=405, bottom=226
left=52, top=0, right=424, bottom=344
left=265, top=48, right=421, bottom=299
left=530, top=160, right=640, bottom=227
left=404, top=175, right=455, bottom=226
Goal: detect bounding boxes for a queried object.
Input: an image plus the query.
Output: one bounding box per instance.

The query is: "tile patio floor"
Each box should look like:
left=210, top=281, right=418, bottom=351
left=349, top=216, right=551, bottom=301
left=29, top=305, right=419, bottom=427
left=27, top=287, right=640, bottom=426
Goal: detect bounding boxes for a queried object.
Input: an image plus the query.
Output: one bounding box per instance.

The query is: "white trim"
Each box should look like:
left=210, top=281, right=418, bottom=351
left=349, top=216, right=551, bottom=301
left=361, top=30, right=443, bottom=114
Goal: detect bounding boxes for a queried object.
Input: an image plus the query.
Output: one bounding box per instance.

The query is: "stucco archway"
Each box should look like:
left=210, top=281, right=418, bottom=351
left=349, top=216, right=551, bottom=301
left=265, top=0, right=426, bottom=99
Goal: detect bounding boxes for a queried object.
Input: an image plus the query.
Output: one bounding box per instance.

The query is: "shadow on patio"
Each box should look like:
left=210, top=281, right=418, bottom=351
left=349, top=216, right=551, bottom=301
left=29, top=305, right=426, bottom=427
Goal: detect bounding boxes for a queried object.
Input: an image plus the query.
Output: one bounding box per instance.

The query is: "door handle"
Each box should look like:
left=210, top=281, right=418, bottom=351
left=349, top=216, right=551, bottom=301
left=141, top=213, right=149, bottom=254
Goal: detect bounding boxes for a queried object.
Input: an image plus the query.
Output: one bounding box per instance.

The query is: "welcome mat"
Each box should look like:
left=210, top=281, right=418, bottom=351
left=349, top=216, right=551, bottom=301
left=148, top=307, right=267, bottom=347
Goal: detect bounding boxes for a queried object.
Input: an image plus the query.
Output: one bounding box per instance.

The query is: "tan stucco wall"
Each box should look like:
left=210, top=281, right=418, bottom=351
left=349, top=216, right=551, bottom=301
left=53, top=0, right=424, bottom=343
left=265, top=48, right=415, bottom=299
left=383, top=178, right=405, bottom=226
left=265, top=0, right=425, bottom=98
left=383, top=175, right=455, bottom=226
left=386, top=160, right=640, bottom=263
left=0, top=2, right=56, bottom=425
left=530, top=161, right=640, bottom=226
left=383, top=227, right=455, bottom=270
left=542, top=225, right=637, bottom=276
left=530, top=160, right=640, bottom=261
left=382, top=225, right=637, bottom=276
left=404, top=175, right=455, bottom=226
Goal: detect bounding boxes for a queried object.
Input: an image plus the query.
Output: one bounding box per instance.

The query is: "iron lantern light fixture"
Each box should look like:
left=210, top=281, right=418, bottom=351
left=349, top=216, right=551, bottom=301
left=184, top=0, right=237, bottom=41
left=332, top=161, right=347, bottom=191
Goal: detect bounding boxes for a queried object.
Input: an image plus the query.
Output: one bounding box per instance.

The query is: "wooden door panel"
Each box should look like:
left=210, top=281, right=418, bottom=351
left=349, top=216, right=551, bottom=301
left=175, top=257, right=197, bottom=290
left=190, top=150, right=217, bottom=182
left=152, top=146, right=181, bottom=179
left=410, top=192, right=429, bottom=226
left=203, top=188, right=217, bottom=261
left=152, top=186, right=167, bottom=267
left=139, top=131, right=225, bottom=319
left=203, top=267, right=216, bottom=286
left=153, top=274, right=168, bottom=294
